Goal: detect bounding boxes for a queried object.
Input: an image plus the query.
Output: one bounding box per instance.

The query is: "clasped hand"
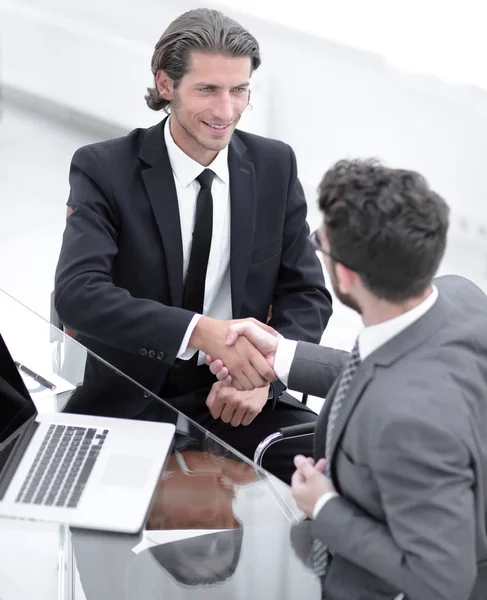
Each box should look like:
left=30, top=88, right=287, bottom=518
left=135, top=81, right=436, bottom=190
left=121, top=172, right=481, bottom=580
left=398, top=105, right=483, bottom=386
left=190, top=316, right=276, bottom=391
left=202, top=318, right=280, bottom=427
left=204, top=321, right=337, bottom=515
left=204, top=318, right=280, bottom=388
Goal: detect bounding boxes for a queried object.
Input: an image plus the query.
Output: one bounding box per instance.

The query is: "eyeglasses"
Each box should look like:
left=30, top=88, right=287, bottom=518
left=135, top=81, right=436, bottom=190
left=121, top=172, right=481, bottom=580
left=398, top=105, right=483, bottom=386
left=309, top=229, right=335, bottom=261
left=309, top=229, right=365, bottom=275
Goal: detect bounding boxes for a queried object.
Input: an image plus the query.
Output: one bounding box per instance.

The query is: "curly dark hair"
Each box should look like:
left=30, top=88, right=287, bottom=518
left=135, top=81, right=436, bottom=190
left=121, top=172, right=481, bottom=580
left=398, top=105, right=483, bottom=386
left=145, top=8, right=261, bottom=112
left=318, top=159, right=450, bottom=302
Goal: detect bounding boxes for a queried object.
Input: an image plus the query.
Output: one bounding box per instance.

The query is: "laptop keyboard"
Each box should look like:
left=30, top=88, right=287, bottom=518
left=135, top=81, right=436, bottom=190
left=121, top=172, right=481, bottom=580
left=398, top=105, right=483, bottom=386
left=0, top=435, right=18, bottom=478
left=15, top=424, right=109, bottom=509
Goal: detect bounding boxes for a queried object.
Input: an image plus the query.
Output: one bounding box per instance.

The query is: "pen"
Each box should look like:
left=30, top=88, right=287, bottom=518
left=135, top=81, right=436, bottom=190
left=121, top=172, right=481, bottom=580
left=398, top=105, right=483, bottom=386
left=14, top=361, right=57, bottom=390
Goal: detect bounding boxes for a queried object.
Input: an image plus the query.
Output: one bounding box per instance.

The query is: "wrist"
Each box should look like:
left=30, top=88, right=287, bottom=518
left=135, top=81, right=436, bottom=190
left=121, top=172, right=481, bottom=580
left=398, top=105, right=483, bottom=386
left=188, top=316, right=214, bottom=352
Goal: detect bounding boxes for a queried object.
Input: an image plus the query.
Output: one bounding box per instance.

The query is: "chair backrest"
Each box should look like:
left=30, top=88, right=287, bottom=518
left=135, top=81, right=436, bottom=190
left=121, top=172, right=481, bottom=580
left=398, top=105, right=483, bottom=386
left=50, top=206, right=75, bottom=338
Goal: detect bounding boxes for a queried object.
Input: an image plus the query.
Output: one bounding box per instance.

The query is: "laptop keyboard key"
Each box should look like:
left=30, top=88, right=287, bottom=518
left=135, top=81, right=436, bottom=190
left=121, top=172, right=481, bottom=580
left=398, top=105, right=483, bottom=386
left=16, top=426, right=109, bottom=507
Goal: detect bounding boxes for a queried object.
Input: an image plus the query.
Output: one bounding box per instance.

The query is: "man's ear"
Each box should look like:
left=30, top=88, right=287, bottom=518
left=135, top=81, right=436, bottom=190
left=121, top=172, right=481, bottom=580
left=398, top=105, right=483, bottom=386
left=156, top=70, right=174, bottom=102
left=335, top=262, right=357, bottom=295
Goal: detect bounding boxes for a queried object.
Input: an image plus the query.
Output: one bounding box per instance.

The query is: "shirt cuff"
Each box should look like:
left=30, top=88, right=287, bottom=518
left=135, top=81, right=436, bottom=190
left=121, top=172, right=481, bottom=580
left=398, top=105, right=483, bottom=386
left=312, top=491, right=339, bottom=520
left=274, top=337, right=298, bottom=386
left=177, top=314, right=203, bottom=360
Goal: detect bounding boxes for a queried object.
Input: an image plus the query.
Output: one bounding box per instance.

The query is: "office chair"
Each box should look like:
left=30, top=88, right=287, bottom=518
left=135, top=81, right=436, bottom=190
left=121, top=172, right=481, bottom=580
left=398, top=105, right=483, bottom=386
left=253, top=227, right=325, bottom=465
left=254, top=421, right=315, bottom=467
left=50, top=206, right=75, bottom=342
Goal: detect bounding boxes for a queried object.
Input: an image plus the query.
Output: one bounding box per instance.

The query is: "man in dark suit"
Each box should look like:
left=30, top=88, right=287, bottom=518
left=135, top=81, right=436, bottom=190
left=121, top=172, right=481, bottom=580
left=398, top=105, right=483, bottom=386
left=54, top=8, right=335, bottom=483
left=210, top=159, right=487, bottom=599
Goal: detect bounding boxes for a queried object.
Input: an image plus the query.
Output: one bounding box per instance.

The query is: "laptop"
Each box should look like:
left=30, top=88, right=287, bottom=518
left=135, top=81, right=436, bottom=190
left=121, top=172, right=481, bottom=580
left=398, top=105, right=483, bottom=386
left=0, top=333, right=175, bottom=533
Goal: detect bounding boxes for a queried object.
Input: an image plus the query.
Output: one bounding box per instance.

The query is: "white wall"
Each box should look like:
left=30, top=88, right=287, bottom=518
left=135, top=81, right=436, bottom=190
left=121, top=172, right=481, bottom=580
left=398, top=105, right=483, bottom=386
left=217, top=0, right=487, bottom=91
left=0, top=0, right=270, bottom=134
left=2, top=0, right=487, bottom=287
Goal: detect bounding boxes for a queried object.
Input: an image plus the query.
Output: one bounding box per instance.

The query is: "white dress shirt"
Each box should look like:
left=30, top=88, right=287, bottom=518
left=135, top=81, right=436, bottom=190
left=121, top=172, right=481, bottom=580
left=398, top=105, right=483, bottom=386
left=274, top=285, right=439, bottom=518
left=163, top=119, right=233, bottom=364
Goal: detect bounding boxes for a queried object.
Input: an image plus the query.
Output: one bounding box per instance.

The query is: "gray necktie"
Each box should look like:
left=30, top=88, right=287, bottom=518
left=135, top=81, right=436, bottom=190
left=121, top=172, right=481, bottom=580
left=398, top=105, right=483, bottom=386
left=310, top=341, right=361, bottom=578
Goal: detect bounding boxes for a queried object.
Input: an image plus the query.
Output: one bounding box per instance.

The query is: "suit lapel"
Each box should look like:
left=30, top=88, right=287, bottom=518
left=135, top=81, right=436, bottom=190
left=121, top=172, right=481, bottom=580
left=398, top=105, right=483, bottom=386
left=314, top=363, right=375, bottom=468
left=327, top=361, right=375, bottom=474
left=314, top=377, right=339, bottom=460
left=139, top=118, right=184, bottom=307
left=228, top=134, right=256, bottom=318
left=325, top=289, right=450, bottom=475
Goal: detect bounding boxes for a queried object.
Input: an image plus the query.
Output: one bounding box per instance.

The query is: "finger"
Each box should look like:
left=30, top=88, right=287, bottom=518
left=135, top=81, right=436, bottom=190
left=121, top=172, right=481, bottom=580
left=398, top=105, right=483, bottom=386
left=291, top=469, right=306, bottom=489
left=222, top=374, right=233, bottom=386
left=205, top=384, right=218, bottom=410
left=232, top=336, right=274, bottom=386
left=240, top=409, right=257, bottom=427
left=210, top=397, right=227, bottom=419
left=230, top=361, right=255, bottom=391
left=231, top=377, right=245, bottom=392
left=220, top=401, right=238, bottom=424
left=247, top=346, right=276, bottom=384
left=207, top=388, right=227, bottom=419
left=230, top=405, right=247, bottom=427
left=209, top=359, right=224, bottom=376
left=215, top=366, right=230, bottom=381
left=229, top=338, right=266, bottom=389
left=246, top=318, right=279, bottom=337
left=242, top=366, right=267, bottom=389
left=235, top=372, right=254, bottom=391
left=205, top=354, right=213, bottom=365
left=225, top=322, right=255, bottom=345
left=294, top=455, right=318, bottom=478
left=315, top=458, right=326, bottom=473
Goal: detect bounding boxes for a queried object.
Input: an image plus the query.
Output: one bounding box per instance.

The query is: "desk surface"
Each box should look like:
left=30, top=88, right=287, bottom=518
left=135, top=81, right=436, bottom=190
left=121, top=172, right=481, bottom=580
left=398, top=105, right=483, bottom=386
left=0, top=290, right=321, bottom=600
left=69, top=431, right=321, bottom=600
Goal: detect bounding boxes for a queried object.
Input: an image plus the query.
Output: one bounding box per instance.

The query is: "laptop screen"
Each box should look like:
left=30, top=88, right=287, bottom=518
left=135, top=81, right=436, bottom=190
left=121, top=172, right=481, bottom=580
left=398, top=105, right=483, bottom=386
left=0, top=334, right=37, bottom=477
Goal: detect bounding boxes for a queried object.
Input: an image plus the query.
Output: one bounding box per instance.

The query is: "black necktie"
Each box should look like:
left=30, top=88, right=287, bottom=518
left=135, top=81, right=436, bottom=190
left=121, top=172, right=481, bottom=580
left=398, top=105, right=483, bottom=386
left=183, top=169, right=215, bottom=313
left=163, top=169, right=216, bottom=394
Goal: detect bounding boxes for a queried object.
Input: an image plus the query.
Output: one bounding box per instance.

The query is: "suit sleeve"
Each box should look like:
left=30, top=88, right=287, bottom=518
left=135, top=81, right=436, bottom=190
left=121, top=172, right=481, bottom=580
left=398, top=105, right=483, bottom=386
left=287, top=341, right=349, bottom=398
left=267, top=145, right=332, bottom=344
left=54, top=146, right=194, bottom=365
left=311, top=410, right=477, bottom=600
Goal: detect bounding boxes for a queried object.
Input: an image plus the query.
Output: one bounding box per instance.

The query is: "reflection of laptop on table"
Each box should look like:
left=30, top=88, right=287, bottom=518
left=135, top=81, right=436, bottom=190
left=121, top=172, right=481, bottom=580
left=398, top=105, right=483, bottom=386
left=0, top=333, right=175, bottom=533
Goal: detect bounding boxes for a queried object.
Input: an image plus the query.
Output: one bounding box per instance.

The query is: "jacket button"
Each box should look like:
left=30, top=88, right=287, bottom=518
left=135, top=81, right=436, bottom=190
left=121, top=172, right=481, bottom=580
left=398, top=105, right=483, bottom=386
left=148, top=350, right=155, bottom=359
left=140, top=348, right=148, bottom=356
left=156, top=351, right=165, bottom=360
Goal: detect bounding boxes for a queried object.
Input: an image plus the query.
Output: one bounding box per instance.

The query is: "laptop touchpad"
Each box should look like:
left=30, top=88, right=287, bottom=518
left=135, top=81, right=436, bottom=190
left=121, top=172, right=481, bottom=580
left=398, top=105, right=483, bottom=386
left=100, top=455, right=152, bottom=488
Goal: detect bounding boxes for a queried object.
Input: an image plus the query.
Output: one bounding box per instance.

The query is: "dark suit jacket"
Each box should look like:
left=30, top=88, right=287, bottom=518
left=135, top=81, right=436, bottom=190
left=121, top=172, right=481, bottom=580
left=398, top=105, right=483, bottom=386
left=54, top=118, right=331, bottom=417
left=288, top=275, right=487, bottom=600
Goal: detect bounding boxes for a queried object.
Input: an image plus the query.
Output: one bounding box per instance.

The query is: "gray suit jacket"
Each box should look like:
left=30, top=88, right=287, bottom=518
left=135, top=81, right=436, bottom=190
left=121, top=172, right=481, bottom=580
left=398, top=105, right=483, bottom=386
left=288, top=275, right=487, bottom=600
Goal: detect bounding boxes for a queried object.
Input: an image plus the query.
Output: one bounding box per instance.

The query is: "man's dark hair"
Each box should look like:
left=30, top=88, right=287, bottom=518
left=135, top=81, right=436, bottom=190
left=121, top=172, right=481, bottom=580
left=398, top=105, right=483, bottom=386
left=318, top=159, right=450, bottom=302
left=149, top=527, right=243, bottom=586
left=145, top=8, right=261, bottom=112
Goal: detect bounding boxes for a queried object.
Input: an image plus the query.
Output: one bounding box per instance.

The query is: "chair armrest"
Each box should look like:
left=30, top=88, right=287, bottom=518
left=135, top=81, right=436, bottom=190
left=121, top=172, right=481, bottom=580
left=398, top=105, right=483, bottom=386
left=254, top=422, right=315, bottom=467
left=278, top=422, right=315, bottom=437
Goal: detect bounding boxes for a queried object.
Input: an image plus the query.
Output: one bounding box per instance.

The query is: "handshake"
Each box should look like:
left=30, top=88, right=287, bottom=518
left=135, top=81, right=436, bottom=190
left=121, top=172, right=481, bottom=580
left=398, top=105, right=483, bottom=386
left=189, top=316, right=280, bottom=391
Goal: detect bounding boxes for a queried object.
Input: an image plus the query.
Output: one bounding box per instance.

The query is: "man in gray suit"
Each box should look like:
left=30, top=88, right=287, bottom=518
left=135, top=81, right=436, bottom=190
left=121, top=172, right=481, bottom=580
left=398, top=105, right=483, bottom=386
left=208, top=159, right=487, bottom=600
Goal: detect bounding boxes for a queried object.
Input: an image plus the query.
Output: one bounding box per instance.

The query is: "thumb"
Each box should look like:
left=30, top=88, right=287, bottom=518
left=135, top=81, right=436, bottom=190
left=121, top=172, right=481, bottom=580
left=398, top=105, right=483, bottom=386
left=225, top=322, right=252, bottom=346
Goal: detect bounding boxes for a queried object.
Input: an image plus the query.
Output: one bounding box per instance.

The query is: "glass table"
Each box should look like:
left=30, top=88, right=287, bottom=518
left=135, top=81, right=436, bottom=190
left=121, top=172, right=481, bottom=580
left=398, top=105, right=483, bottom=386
left=0, top=289, right=321, bottom=600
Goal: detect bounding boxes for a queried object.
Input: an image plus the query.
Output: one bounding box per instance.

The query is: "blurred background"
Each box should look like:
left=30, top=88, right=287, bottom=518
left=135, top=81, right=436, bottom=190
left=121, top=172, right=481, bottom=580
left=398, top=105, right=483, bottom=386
left=1, top=0, right=487, bottom=351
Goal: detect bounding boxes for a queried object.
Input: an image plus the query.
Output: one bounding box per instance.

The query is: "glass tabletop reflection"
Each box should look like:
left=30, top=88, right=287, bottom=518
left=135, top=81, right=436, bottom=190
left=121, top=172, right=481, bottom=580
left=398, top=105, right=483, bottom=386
left=0, top=288, right=321, bottom=600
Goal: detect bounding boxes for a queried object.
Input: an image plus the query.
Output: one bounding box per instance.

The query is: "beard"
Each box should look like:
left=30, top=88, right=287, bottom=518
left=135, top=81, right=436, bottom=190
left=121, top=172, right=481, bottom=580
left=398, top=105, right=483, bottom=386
left=328, top=261, right=363, bottom=315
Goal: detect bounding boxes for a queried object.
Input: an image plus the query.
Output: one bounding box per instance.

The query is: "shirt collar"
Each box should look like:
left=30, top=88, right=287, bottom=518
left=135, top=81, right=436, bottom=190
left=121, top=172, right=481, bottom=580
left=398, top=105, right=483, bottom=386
left=164, top=117, right=229, bottom=187
left=358, top=285, right=439, bottom=360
